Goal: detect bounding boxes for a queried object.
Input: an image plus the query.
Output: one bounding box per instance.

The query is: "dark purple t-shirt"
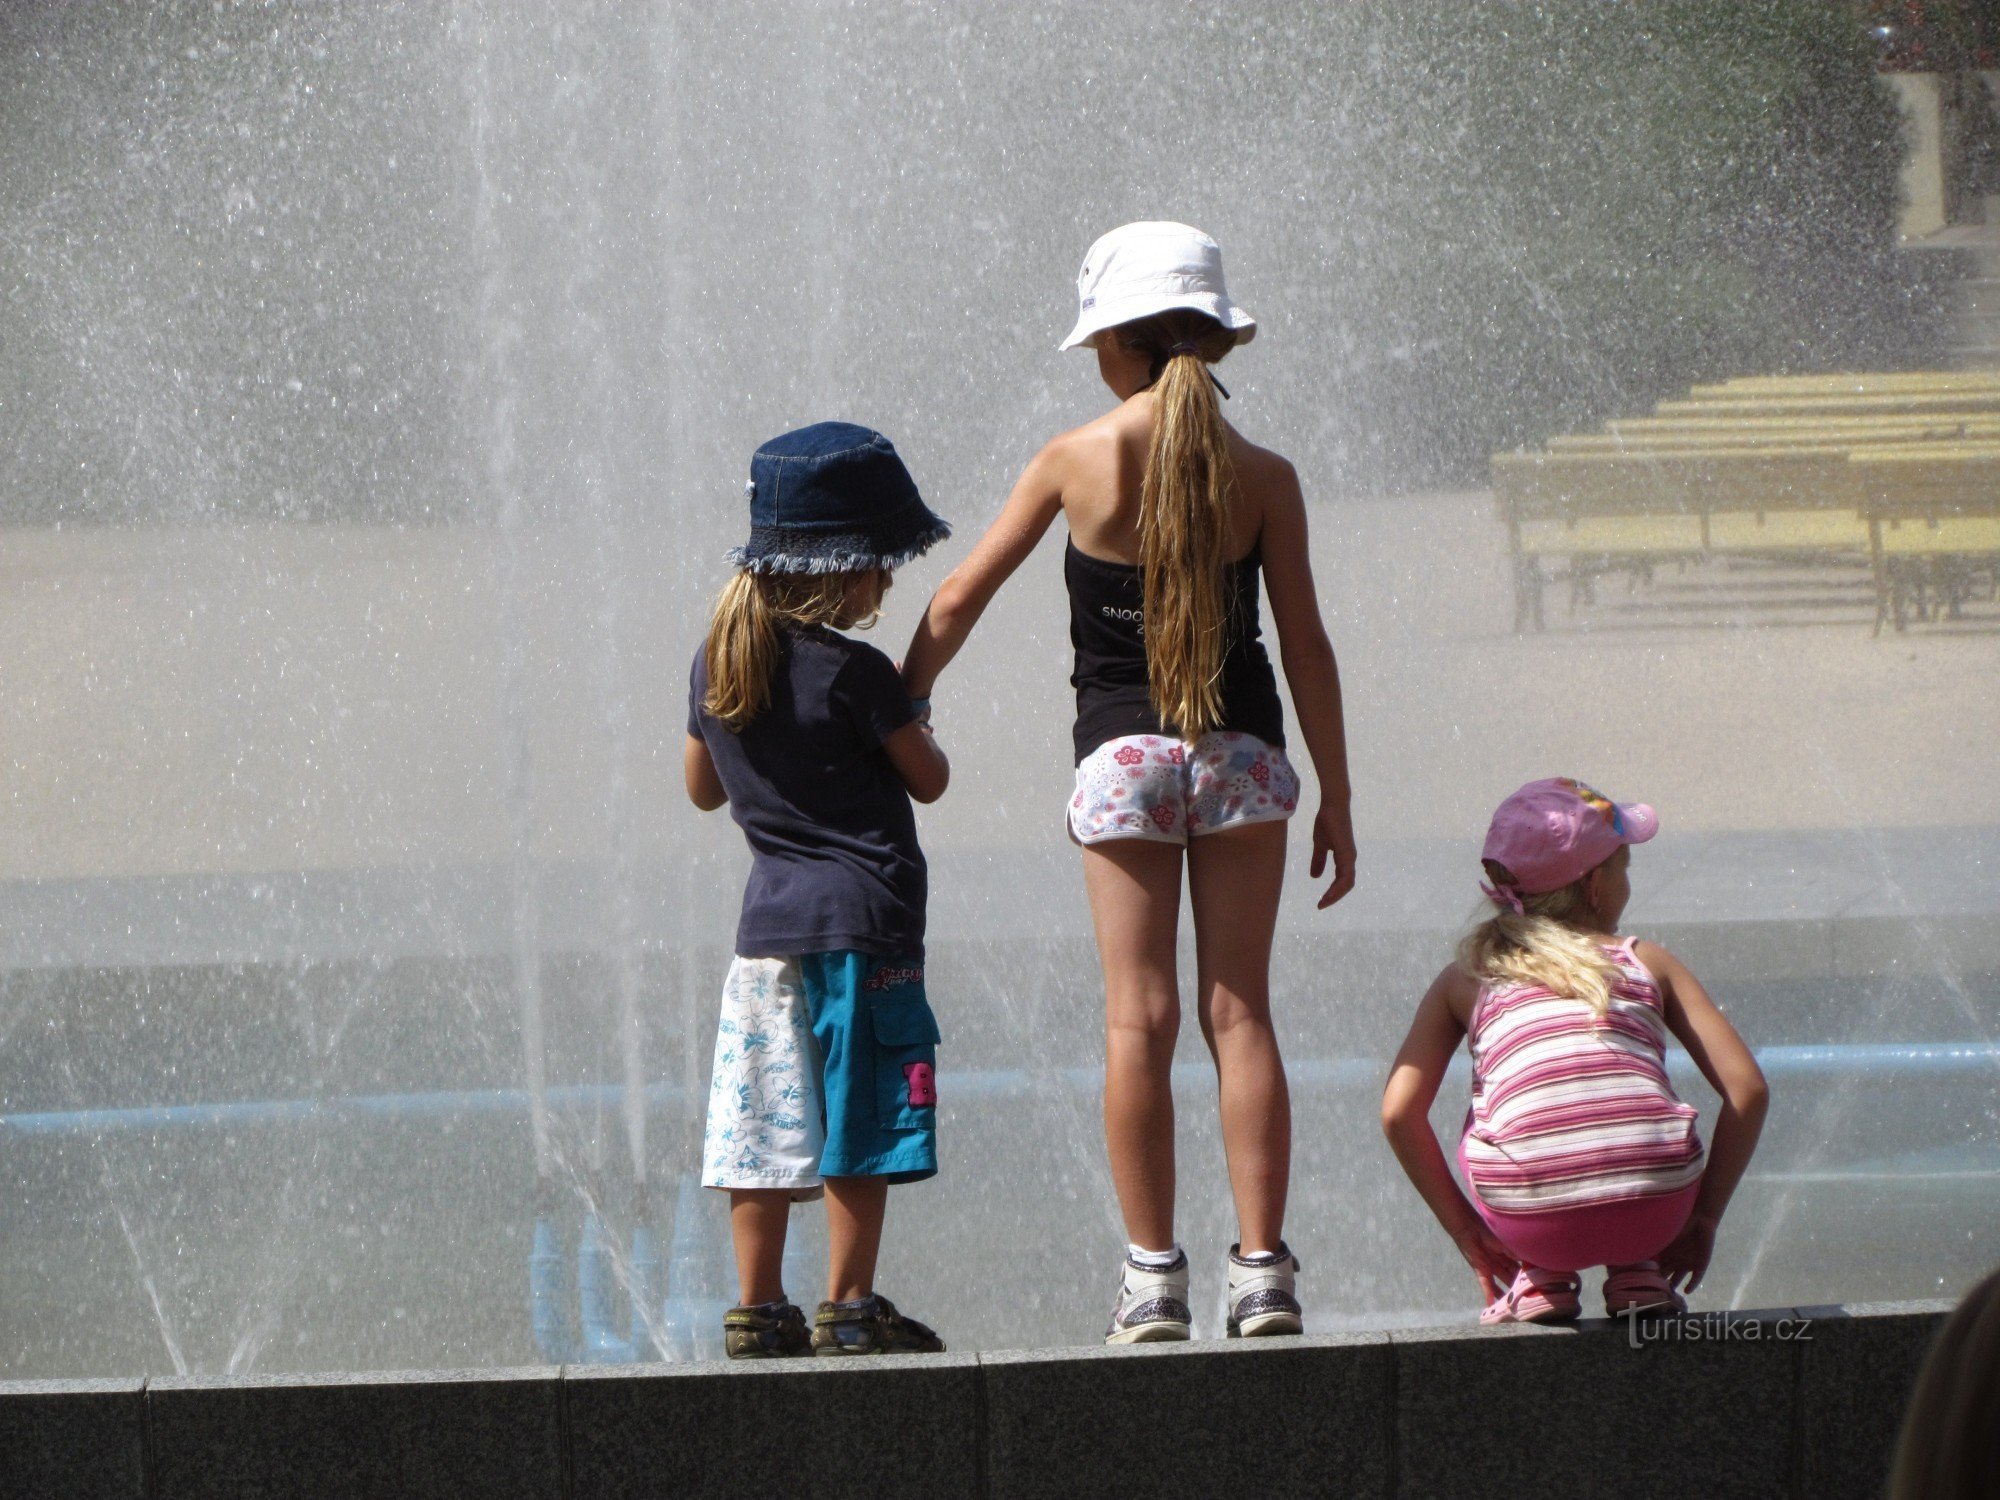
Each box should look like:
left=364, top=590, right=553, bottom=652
left=688, top=626, right=924, bottom=958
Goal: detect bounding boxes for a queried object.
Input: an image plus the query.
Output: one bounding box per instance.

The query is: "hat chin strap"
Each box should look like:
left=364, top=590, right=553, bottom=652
left=1149, top=346, right=1231, bottom=401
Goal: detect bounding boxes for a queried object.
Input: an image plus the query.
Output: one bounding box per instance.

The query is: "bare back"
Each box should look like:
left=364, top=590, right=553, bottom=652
left=1055, top=392, right=1289, bottom=565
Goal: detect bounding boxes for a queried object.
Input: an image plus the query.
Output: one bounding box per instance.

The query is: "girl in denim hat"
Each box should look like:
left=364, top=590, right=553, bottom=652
left=902, top=222, right=1357, bottom=1341
left=685, top=421, right=953, bottom=1358
left=1381, top=779, right=1769, bottom=1323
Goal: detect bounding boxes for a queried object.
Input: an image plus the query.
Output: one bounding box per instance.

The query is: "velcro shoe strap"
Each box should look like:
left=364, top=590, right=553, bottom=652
left=1123, top=1265, right=1190, bottom=1302
left=1227, top=1265, right=1297, bottom=1300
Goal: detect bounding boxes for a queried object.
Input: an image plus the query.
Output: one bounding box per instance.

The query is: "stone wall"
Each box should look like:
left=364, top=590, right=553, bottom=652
left=0, top=1301, right=1949, bottom=1500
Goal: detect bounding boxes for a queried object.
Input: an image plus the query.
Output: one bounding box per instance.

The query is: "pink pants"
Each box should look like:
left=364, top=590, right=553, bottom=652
left=1460, top=1139, right=1698, bottom=1272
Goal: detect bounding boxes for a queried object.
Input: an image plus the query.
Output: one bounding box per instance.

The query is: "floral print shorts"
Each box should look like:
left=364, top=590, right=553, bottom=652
left=1069, top=731, right=1300, bottom=846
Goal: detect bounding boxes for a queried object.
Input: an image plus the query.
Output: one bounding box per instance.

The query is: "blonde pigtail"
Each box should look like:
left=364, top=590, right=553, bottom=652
left=1457, top=875, right=1623, bottom=1016
left=703, top=569, right=878, bottom=729
left=1129, top=311, right=1240, bottom=739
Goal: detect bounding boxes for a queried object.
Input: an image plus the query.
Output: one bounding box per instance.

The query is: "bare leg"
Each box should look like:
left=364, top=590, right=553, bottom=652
left=824, top=1175, right=889, bottom=1303
left=1187, top=820, right=1290, bottom=1255
left=1081, top=838, right=1186, bottom=1251
left=728, top=1188, right=792, bottom=1306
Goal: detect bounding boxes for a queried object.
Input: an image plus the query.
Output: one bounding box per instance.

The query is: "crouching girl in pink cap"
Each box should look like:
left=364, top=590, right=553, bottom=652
left=1382, top=779, right=1769, bottom=1321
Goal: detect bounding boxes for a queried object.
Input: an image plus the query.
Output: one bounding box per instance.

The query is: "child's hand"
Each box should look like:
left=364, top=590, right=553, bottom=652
left=1450, top=1221, right=1519, bottom=1307
left=1309, top=801, right=1357, bottom=908
left=884, top=716, right=949, bottom=804
left=1658, top=1212, right=1719, bottom=1294
left=684, top=734, right=727, bottom=812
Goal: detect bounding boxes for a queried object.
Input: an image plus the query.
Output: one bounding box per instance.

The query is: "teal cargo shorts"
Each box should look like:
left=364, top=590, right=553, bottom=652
left=701, top=951, right=940, bottom=1195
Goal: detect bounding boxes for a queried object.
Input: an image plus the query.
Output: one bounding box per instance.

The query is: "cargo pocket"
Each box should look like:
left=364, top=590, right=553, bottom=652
left=869, top=991, right=940, bottom=1131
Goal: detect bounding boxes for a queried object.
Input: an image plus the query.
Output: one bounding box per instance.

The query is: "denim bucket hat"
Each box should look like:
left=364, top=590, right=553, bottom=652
left=728, top=421, right=951, bottom=575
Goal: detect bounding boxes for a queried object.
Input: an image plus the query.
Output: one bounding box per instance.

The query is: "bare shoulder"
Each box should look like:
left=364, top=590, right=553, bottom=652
left=1630, top=937, right=1682, bottom=976
left=1229, top=429, right=1301, bottom=494
left=1630, top=938, right=1701, bottom=1002
left=1033, top=408, right=1125, bottom=483
left=1228, top=431, right=1302, bottom=542
left=1025, top=420, right=1082, bottom=479
left=1430, top=960, right=1480, bottom=1027
left=1072, top=399, right=1149, bottom=448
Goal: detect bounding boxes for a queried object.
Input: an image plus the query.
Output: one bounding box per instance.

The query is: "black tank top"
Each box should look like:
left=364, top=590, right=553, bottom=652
left=1065, top=539, right=1287, bottom=764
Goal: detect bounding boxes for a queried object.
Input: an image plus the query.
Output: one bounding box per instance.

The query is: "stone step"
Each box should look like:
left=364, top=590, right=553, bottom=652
left=1955, top=277, right=2000, bottom=317
left=1952, top=280, right=2000, bottom=318
left=1948, top=319, right=2000, bottom=352
left=1944, top=264, right=2000, bottom=365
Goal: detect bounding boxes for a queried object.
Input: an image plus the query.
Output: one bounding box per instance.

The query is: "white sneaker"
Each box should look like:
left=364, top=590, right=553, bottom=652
left=1226, top=1242, right=1303, bottom=1337
left=1105, top=1250, right=1192, bottom=1344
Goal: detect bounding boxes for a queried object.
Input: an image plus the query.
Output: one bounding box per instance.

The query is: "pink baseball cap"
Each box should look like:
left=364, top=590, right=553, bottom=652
left=1481, top=777, right=1658, bottom=900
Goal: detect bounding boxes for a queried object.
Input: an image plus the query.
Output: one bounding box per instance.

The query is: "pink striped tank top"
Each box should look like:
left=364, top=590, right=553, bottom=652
left=1461, top=937, right=1705, bottom=1214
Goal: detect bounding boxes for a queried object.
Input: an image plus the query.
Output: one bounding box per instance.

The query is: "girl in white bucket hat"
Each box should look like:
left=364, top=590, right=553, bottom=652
left=902, top=221, right=1356, bottom=1343
left=1057, top=221, right=1260, bottom=354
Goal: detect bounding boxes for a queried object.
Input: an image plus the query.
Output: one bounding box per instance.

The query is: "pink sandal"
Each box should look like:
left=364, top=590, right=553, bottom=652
left=1480, top=1265, right=1581, bottom=1325
left=1603, top=1261, right=1687, bottom=1316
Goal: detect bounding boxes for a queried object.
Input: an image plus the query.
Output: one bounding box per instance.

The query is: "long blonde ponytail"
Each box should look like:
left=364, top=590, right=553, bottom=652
left=1456, top=866, right=1624, bottom=1017
left=703, top=568, right=878, bottom=729
left=1120, top=310, right=1240, bottom=740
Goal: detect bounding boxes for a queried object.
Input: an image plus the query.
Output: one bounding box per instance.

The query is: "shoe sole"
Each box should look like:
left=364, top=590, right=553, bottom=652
left=1480, top=1298, right=1581, bottom=1325
left=1485, top=1307, right=1579, bottom=1325
left=1229, top=1311, right=1304, bottom=1338
left=1106, top=1321, right=1191, bottom=1345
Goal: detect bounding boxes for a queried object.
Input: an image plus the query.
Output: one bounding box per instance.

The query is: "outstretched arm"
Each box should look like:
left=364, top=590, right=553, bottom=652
left=1258, top=461, right=1355, bottom=907
left=1640, top=940, right=1770, bottom=1294
left=1382, top=967, right=1517, bottom=1306
left=901, top=441, right=1065, bottom=698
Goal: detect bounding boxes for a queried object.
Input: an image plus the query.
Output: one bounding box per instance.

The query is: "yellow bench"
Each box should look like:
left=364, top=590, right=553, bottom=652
left=1494, top=448, right=1869, bottom=517
left=1492, top=448, right=1877, bottom=628
left=1614, top=410, right=2000, bottom=430
left=1492, top=377, right=2000, bottom=631
left=1655, top=393, right=2000, bottom=419
left=1849, top=447, right=2000, bottom=631
left=1689, top=372, right=2000, bottom=398
left=1561, top=417, right=2000, bottom=451
left=1512, top=510, right=1869, bottom=558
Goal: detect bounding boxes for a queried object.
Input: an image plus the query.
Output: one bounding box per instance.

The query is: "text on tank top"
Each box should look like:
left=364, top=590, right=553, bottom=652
left=1064, top=539, right=1287, bottom=764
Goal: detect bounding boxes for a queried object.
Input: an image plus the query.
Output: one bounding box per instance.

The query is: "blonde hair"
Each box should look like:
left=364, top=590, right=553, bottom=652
left=1456, top=860, right=1623, bottom=1017
left=702, top=569, right=882, bottom=729
left=1115, top=310, right=1241, bottom=740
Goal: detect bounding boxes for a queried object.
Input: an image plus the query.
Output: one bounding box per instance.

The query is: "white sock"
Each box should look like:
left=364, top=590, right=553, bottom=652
left=1127, top=1243, right=1183, bottom=1270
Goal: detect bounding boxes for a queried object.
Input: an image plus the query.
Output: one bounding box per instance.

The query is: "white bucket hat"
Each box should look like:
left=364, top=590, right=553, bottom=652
left=1058, top=221, right=1257, bottom=353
